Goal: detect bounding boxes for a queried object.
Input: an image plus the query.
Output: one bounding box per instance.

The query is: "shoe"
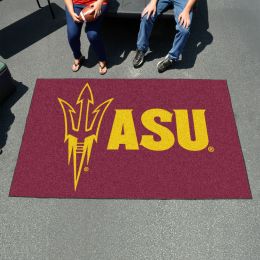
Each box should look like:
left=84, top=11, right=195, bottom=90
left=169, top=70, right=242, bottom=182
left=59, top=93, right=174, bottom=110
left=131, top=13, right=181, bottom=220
left=133, top=49, right=145, bottom=68
left=157, top=56, right=174, bottom=73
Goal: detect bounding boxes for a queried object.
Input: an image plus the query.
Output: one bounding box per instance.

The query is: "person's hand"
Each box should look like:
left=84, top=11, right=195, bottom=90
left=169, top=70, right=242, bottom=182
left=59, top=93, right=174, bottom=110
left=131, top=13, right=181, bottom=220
left=91, top=0, right=103, bottom=18
left=142, top=2, right=157, bottom=19
left=70, top=12, right=81, bottom=23
left=178, top=9, right=191, bottom=29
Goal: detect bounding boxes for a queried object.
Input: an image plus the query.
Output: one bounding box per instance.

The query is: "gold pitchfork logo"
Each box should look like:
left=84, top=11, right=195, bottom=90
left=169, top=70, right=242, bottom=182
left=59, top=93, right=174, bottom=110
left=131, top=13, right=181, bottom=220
left=58, top=83, right=113, bottom=191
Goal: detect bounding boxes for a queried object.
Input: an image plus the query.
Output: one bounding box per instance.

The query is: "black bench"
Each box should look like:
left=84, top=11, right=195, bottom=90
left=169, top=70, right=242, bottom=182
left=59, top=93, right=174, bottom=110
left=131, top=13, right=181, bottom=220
left=37, top=0, right=199, bottom=19
left=38, top=0, right=173, bottom=19
left=107, top=0, right=173, bottom=17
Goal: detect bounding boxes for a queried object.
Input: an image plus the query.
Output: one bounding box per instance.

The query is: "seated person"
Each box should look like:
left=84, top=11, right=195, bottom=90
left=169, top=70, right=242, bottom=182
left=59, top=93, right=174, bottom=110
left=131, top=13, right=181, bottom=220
left=64, top=0, right=108, bottom=75
left=133, top=0, right=196, bottom=73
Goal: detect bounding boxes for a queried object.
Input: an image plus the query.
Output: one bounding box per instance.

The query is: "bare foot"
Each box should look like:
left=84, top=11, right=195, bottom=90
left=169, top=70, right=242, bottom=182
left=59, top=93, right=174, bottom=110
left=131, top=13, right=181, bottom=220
left=99, top=61, right=107, bottom=75
left=72, top=56, right=85, bottom=72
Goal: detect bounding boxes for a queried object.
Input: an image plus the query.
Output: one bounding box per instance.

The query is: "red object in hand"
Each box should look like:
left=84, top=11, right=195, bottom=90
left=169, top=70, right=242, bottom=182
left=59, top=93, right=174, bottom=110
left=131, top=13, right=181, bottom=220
left=79, top=6, right=96, bottom=22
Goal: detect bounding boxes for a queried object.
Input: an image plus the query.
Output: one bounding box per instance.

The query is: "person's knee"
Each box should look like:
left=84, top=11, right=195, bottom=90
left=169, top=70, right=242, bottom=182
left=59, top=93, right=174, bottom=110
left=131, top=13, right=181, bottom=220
left=141, top=14, right=156, bottom=25
left=177, top=24, right=190, bottom=37
left=87, top=30, right=98, bottom=42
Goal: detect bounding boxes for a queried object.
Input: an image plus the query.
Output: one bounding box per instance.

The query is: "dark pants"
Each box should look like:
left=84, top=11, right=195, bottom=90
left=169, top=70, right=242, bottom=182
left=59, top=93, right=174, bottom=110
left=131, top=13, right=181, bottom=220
left=65, top=4, right=107, bottom=61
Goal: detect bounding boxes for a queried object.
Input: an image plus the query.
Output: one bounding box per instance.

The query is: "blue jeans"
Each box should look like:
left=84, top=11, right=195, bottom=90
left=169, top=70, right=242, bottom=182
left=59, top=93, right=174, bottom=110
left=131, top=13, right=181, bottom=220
left=65, top=4, right=107, bottom=61
left=137, top=0, right=193, bottom=60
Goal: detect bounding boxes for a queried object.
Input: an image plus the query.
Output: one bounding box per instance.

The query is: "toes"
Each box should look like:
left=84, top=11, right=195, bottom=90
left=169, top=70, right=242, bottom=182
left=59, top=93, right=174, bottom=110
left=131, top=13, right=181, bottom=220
left=99, top=66, right=107, bottom=75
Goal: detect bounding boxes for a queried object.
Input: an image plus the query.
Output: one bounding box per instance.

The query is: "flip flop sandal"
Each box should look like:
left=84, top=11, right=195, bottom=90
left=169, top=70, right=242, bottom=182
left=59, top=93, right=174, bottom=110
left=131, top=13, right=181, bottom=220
left=72, top=56, right=85, bottom=72
left=99, top=61, right=107, bottom=75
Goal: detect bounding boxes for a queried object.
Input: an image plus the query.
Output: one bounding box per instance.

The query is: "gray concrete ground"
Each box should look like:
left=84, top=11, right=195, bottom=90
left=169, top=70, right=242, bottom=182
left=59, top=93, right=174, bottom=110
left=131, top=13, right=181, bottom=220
left=1, top=0, right=260, bottom=259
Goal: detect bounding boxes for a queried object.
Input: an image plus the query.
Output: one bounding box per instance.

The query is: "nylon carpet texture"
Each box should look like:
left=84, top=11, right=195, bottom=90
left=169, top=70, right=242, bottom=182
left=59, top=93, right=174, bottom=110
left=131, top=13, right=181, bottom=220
left=9, top=79, right=252, bottom=199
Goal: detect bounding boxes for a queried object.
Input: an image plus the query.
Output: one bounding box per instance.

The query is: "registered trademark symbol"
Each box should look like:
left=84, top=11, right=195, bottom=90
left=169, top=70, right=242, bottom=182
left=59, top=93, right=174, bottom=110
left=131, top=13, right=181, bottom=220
left=208, top=146, right=215, bottom=153
left=84, top=167, right=89, bottom=173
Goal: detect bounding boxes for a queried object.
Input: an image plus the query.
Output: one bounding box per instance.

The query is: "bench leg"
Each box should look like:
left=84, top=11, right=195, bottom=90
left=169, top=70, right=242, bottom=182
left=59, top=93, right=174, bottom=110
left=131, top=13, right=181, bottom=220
left=36, top=0, right=42, bottom=8
left=47, top=0, right=55, bottom=19
left=36, top=0, right=55, bottom=19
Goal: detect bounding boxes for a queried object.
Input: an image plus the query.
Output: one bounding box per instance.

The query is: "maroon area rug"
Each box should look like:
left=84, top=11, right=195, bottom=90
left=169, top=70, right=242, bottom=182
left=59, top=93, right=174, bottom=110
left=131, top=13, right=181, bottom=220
left=9, top=79, right=252, bottom=199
